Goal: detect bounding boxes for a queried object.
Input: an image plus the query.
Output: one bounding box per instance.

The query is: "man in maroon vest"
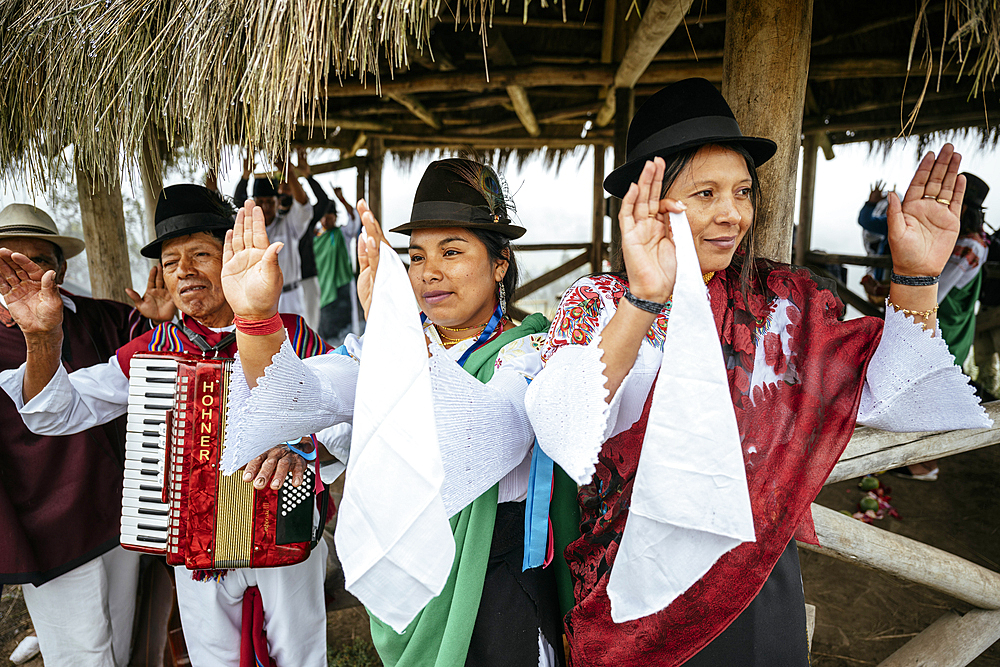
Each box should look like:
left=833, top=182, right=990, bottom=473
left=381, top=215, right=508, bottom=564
left=0, top=185, right=333, bottom=667
left=0, top=203, right=170, bottom=667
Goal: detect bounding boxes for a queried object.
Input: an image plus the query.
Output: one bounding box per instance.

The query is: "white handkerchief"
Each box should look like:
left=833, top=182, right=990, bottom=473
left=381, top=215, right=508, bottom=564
left=334, top=241, right=455, bottom=633
left=607, top=211, right=756, bottom=623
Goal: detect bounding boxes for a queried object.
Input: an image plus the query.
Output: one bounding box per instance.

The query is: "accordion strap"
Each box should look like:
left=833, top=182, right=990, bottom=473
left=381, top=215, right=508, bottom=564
left=174, top=323, right=237, bottom=356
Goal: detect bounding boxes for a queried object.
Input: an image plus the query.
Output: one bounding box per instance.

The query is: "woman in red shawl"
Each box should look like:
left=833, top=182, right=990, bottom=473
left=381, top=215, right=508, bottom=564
left=525, top=78, right=990, bottom=666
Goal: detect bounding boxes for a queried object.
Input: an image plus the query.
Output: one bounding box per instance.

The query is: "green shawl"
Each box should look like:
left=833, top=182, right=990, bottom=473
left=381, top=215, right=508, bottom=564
left=939, top=271, right=982, bottom=366
left=370, top=313, right=551, bottom=667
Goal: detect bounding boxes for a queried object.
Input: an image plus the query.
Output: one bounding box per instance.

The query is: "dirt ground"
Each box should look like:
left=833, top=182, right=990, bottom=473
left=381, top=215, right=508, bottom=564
left=4, top=446, right=999, bottom=666
left=803, top=444, right=1000, bottom=666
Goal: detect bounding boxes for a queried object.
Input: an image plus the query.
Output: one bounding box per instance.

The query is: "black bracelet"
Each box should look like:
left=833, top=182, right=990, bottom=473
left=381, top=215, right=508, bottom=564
left=890, top=272, right=940, bottom=286
left=624, top=288, right=669, bottom=314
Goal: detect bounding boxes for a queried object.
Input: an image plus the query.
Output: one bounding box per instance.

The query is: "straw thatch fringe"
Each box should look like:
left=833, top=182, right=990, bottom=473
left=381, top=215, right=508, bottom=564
left=0, top=0, right=996, bottom=187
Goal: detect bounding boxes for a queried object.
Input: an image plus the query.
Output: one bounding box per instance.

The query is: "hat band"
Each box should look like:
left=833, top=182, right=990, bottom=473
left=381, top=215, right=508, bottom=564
left=629, top=116, right=744, bottom=161
left=0, top=224, right=58, bottom=235
left=410, top=201, right=510, bottom=226
left=155, top=212, right=232, bottom=238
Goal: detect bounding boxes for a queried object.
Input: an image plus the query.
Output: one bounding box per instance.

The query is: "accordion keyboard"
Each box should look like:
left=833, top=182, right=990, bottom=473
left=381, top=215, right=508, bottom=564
left=121, top=356, right=181, bottom=553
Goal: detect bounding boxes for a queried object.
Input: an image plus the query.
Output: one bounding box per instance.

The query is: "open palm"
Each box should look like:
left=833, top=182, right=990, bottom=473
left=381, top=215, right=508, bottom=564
left=620, top=158, right=679, bottom=303
left=222, top=200, right=284, bottom=319
left=0, top=249, right=63, bottom=335
left=887, top=144, right=965, bottom=277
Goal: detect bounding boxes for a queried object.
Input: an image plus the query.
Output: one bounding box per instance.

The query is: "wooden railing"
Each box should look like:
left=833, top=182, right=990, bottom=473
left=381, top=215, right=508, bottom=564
left=802, top=401, right=1000, bottom=666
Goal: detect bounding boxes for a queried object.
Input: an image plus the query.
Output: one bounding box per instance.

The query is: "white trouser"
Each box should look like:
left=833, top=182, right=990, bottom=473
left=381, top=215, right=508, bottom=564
left=174, top=538, right=329, bottom=667
left=300, top=276, right=321, bottom=331
left=21, top=546, right=141, bottom=667
left=277, top=285, right=308, bottom=322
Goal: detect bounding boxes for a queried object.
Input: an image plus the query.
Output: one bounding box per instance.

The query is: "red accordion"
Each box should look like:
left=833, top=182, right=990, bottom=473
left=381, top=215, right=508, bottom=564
left=122, top=353, right=315, bottom=569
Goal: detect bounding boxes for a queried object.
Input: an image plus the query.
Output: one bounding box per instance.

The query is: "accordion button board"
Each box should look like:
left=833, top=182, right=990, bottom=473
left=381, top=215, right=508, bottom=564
left=123, top=353, right=314, bottom=569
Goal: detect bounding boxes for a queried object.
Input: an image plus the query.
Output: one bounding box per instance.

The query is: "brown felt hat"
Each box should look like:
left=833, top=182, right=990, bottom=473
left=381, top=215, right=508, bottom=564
left=389, top=159, right=526, bottom=239
left=0, top=204, right=86, bottom=259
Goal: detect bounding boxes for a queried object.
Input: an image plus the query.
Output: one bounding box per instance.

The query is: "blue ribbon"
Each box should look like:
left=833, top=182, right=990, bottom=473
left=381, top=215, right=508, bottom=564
left=522, top=440, right=555, bottom=570
left=455, top=304, right=504, bottom=367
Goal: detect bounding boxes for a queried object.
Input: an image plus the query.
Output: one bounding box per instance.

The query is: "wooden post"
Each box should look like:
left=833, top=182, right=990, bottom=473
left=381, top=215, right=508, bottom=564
left=592, top=146, right=606, bottom=272
left=138, top=131, right=163, bottom=245
left=721, top=0, right=814, bottom=263
left=876, top=609, right=1000, bottom=667
left=609, top=87, right=634, bottom=271
left=367, top=138, right=384, bottom=222
left=75, top=163, right=132, bottom=303
left=794, top=134, right=818, bottom=266
left=356, top=162, right=367, bottom=212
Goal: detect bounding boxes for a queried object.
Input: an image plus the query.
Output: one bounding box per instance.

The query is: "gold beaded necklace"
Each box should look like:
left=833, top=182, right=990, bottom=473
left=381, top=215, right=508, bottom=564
left=703, top=272, right=716, bottom=284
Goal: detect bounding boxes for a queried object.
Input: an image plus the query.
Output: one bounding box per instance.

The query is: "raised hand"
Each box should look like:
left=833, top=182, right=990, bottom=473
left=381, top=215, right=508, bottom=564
left=619, top=158, right=685, bottom=303
left=222, top=199, right=284, bottom=319
left=887, top=144, right=965, bottom=278
left=0, top=249, right=63, bottom=336
left=356, top=198, right=387, bottom=319
left=126, top=265, right=176, bottom=324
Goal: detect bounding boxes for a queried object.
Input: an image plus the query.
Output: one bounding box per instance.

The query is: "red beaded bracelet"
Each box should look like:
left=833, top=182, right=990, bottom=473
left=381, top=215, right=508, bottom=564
left=233, top=313, right=283, bottom=336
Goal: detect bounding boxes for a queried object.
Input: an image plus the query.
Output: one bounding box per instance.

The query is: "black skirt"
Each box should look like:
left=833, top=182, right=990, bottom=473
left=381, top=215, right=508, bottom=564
left=466, top=500, right=565, bottom=667
left=682, top=540, right=810, bottom=666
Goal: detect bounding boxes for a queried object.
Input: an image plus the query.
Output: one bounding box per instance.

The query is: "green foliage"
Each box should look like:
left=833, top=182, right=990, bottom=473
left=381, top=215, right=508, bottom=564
left=328, top=637, right=383, bottom=667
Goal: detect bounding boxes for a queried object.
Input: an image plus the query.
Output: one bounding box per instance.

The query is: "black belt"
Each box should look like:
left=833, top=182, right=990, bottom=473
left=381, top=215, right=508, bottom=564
left=282, top=280, right=302, bottom=294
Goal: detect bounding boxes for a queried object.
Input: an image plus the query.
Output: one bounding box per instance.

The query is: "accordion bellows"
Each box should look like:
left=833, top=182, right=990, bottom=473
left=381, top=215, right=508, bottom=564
left=122, top=354, right=314, bottom=569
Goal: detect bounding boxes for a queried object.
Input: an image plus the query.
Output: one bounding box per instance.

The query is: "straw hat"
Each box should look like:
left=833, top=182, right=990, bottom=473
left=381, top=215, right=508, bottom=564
left=0, top=204, right=86, bottom=259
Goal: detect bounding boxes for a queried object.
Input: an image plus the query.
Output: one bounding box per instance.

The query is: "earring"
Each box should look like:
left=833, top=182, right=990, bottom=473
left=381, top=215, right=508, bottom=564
left=498, top=282, right=507, bottom=316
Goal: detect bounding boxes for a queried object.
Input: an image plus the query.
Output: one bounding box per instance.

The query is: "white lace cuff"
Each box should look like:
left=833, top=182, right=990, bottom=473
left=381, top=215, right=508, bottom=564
left=221, top=341, right=358, bottom=473
left=429, top=353, right=534, bottom=516
left=858, top=305, right=991, bottom=431
left=525, top=339, right=611, bottom=485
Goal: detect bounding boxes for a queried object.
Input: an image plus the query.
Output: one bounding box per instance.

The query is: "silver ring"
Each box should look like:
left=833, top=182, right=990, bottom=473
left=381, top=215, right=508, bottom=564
left=922, top=194, right=938, bottom=200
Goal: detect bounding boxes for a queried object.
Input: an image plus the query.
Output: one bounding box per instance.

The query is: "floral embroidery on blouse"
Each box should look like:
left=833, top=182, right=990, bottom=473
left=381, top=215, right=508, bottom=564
left=541, top=274, right=671, bottom=363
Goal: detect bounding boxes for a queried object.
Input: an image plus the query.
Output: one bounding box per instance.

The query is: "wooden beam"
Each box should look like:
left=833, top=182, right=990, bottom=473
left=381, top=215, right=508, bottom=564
left=451, top=103, right=598, bottom=136
left=592, top=146, right=606, bottom=271
left=802, top=504, right=1000, bottom=611
left=514, top=251, right=591, bottom=300
left=388, top=93, right=442, bottom=130
left=807, top=251, right=891, bottom=269
left=595, top=0, right=696, bottom=126
left=794, top=134, right=818, bottom=266
left=377, top=134, right=612, bottom=150
left=367, top=138, right=383, bottom=221
left=460, top=16, right=602, bottom=30
left=311, top=118, right=393, bottom=132
left=75, top=163, right=132, bottom=303
left=722, top=0, right=814, bottom=263
left=348, top=132, right=368, bottom=157
left=877, top=609, right=1000, bottom=667
left=600, top=0, right=617, bottom=64
left=826, top=402, right=1000, bottom=484
left=309, top=156, right=367, bottom=176
left=609, top=87, right=633, bottom=272
left=488, top=32, right=541, bottom=137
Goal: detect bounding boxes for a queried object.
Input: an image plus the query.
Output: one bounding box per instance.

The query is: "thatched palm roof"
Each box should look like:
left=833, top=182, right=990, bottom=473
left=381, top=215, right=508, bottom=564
left=1, top=0, right=998, bottom=184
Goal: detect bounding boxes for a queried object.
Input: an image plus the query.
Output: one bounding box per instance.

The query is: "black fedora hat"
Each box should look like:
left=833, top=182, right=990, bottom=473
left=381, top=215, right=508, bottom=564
left=390, top=159, right=526, bottom=239
left=252, top=178, right=279, bottom=198
left=604, top=78, right=777, bottom=198
left=962, top=172, right=989, bottom=210
left=141, top=184, right=235, bottom=258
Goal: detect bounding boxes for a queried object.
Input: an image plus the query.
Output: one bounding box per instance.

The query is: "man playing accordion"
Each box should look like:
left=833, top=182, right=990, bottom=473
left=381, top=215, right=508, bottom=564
left=0, top=184, right=335, bottom=667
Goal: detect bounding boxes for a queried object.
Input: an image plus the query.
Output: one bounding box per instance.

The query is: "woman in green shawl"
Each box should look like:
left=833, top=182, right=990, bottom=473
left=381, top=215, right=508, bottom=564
left=221, top=159, right=564, bottom=667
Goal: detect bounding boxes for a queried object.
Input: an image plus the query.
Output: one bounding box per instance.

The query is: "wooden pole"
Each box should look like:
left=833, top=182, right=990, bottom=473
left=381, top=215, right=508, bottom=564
left=75, top=163, right=132, bottom=303
left=367, top=138, right=384, bottom=222
left=803, top=504, right=1000, bottom=610
left=594, top=0, right=695, bottom=127
left=876, top=609, right=1000, bottom=667
left=592, top=147, right=606, bottom=272
left=138, top=131, right=163, bottom=246
left=794, top=134, right=818, bottom=266
left=356, top=161, right=367, bottom=212
left=609, top=87, right=633, bottom=272
left=721, top=0, right=814, bottom=263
